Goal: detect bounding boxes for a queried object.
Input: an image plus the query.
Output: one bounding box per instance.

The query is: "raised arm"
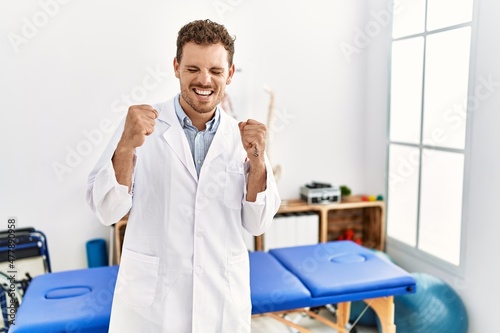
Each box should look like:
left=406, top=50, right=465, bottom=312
left=113, top=105, right=158, bottom=191
left=86, top=105, right=158, bottom=225
left=238, top=119, right=267, bottom=201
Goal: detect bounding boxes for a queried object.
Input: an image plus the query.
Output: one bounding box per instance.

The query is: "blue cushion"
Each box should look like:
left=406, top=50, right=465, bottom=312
left=269, top=241, right=416, bottom=303
left=10, top=265, right=118, bottom=333
left=250, top=251, right=311, bottom=314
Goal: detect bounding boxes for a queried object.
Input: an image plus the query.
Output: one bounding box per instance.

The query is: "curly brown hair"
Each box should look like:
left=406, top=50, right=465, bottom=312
left=176, top=19, right=235, bottom=67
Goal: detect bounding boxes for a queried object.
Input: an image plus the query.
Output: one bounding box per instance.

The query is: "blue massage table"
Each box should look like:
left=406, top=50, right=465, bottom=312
left=9, top=241, right=415, bottom=333
left=251, top=241, right=416, bottom=333
left=8, top=265, right=118, bottom=333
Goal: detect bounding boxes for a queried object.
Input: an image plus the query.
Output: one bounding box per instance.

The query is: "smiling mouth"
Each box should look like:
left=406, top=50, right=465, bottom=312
left=193, top=88, right=214, bottom=96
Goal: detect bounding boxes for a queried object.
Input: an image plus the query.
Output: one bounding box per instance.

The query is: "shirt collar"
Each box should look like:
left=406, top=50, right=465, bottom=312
left=174, top=94, right=220, bottom=132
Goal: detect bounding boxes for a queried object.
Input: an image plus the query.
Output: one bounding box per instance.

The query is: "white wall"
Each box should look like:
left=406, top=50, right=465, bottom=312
left=227, top=1, right=369, bottom=198
left=364, top=1, right=391, bottom=196
left=0, top=0, right=369, bottom=272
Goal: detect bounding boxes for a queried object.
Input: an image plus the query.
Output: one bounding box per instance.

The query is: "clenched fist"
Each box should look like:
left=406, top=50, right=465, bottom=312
left=120, top=105, right=158, bottom=149
left=113, top=105, right=158, bottom=190
left=238, top=119, right=266, bottom=162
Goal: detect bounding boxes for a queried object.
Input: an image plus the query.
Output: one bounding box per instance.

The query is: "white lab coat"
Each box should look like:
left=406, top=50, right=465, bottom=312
left=86, top=96, right=281, bottom=333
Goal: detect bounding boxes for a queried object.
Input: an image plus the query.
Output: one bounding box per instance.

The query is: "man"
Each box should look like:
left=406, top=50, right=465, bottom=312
left=86, top=19, right=281, bottom=332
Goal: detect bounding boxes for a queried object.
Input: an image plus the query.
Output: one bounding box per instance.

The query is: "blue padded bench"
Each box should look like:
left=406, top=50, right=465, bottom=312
left=10, top=241, right=415, bottom=333
left=251, top=241, right=416, bottom=333
left=9, top=265, right=118, bottom=333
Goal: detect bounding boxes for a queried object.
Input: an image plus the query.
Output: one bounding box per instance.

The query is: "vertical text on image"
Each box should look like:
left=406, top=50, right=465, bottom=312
left=6, top=217, right=17, bottom=326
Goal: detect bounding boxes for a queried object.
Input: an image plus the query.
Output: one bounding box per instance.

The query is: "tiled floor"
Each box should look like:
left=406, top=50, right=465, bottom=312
left=251, top=307, right=378, bottom=333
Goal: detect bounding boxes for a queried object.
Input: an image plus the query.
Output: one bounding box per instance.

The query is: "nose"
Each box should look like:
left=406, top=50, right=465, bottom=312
left=197, top=70, right=211, bottom=86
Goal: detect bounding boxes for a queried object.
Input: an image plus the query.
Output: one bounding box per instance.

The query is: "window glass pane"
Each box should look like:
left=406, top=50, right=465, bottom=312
left=389, top=37, right=424, bottom=144
left=392, top=0, right=426, bottom=38
left=423, top=28, right=471, bottom=150
left=418, top=149, right=464, bottom=265
left=427, top=0, right=474, bottom=31
left=387, top=144, right=420, bottom=246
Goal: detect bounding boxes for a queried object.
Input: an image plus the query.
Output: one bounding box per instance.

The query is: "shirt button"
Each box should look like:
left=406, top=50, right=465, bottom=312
left=197, top=160, right=202, bottom=164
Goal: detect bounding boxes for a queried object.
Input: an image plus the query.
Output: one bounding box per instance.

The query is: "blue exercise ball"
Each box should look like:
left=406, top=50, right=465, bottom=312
left=349, top=272, right=468, bottom=333
left=394, top=272, right=468, bottom=333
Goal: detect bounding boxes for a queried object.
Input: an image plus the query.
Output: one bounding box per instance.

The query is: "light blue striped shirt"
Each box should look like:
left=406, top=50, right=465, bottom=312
left=174, top=94, right=220, bottom=177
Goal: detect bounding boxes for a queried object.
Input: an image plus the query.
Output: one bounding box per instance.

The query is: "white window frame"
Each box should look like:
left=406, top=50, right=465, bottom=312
left=385, top=0, right=479, bottom=276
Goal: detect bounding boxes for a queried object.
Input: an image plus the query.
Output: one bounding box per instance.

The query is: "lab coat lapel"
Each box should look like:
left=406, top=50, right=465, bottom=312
left=204, top=111, right=232, bottom=164
left=158, top=100, right=198, bottom=182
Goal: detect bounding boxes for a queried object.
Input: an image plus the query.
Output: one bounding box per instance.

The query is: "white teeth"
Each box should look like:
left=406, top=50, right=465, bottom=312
left=194, top=89, right=212, bottom=96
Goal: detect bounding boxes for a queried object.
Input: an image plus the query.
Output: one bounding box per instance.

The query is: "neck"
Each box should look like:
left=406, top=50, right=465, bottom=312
left=179, top=97, right=215, bottom=131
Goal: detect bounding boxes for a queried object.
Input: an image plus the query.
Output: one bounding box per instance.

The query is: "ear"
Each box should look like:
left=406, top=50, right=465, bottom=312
left=173, top=57, right=180, bottom=79
left=226, top=63, right=236, bottom=84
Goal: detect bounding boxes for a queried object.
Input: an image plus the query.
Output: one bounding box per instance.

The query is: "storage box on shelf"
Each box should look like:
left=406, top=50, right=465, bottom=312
left=255, top=198, right=385, bottom=251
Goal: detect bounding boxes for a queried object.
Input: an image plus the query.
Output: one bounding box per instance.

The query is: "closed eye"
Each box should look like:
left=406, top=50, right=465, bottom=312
left=210, top=68, right=224, bottom=75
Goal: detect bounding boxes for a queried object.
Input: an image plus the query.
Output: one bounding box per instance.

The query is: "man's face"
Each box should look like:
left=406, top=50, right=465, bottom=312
left=174, top=42, right=235, bottom=116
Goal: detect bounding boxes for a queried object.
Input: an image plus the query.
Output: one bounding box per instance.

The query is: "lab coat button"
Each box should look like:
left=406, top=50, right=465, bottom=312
left=196, top=231, right=203, bottom=237
left=196, top=266, right=203, bottom=273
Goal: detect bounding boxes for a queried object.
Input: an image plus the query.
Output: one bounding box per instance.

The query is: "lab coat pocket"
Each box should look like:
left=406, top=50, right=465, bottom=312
left=228, top=252, right=251, bottom=309
left=224, top=164, right=245, bottom=209
left=115, top=248, right=160, bottom=307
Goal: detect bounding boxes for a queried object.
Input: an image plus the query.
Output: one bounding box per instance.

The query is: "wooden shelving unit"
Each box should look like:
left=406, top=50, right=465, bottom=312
left=255, top=199, right=385, bottom=251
